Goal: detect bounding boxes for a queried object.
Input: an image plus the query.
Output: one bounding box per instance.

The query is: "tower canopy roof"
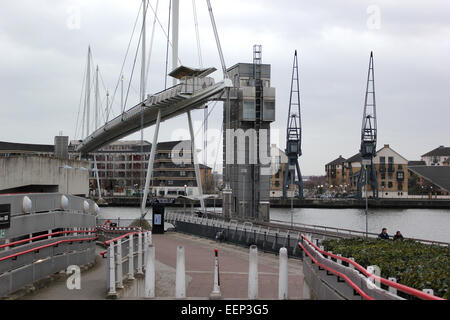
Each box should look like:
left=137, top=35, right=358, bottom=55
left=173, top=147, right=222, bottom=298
left=169, top=66, right=217, bottom=79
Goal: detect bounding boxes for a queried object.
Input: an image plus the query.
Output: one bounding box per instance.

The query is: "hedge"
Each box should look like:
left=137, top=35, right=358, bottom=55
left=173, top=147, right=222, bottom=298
left=322, top=238, right=449, bottom=299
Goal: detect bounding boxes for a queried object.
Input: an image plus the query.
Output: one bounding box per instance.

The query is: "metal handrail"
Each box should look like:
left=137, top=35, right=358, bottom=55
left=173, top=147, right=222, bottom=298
left=298, top=240, right=375, bottom=300
left=300, top=234, right=445, bottom=300
left=103, top=230, right=146, bottom=246
left=0, top=235, right=97, bottom=262
left=0, top=230, right=97, bottom=249
left=271, top=219, right=450, bottom=246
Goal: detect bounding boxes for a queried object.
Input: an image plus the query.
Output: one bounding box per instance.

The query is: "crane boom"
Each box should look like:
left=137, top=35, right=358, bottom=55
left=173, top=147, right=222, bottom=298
left=283, top=50, right=303, bottom=199
left=357, top=51, right=378, bottom=199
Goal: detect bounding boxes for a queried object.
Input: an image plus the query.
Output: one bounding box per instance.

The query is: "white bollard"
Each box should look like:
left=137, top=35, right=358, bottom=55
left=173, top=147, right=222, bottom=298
left=278, top=247, right=288, bottom=300
left=137, top=233, right=143, bottom=274
left=144, top=245, right=155, bottom=298
left=348, top=257, right=355, bottom=270
left=210, top=248, right=221, bottom=299
left=328, top=251, right=333, bottom=260
left=148, top=231, right=152, bottom=245
left=108, top=244, right=116, bottom=295
left=367, top=265, right=381, bottom=288
left=302, top=277, right=311, bottom=300
left=128, top=234, right=135, bottom=280
left=143, top=233, right=148, bottom=272
left=388, top=277, right=397, bottom=295
left=336, top=254, right=342, bottom=265
left=423, top=288, right=434, bottom=295
left=176, top=246, right=186, bottom=299
left=248, top=245, right=259, bottom=299
left=116, top=239, right=123, bottom=288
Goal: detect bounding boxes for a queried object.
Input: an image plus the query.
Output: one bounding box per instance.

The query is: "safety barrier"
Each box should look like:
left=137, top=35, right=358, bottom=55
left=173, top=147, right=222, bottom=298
left=0, top=193, right=98, bottom=298
left=0, top=229, right=97, bottom=297
left=165, top=212, right=304, bottom=259
left=271, top=218, right=450, bottom=247
left=300, top=234, right=444, bottom=300
left=100, top=227, right=151, bottom=298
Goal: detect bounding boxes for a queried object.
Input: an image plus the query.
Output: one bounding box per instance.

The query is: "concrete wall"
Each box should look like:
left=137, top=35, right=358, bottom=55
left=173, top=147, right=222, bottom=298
left=0, top=156, right=89, bottom=196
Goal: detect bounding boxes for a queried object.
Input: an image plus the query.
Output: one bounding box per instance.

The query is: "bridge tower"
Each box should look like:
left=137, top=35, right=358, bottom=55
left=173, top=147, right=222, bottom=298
left=282, top=50, right=303, bottom=199
left=223, top=46, right=275, bottom=221
left=357, top=52, right=378, bottom=199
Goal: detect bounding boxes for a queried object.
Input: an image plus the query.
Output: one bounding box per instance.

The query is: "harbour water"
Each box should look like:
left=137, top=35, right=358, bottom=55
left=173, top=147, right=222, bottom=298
left=98, top=206, right=450, bottom=243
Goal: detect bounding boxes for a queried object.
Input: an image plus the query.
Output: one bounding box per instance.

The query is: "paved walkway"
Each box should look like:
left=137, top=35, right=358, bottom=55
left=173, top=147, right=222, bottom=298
left=22, top=232, right=304, bottom=300
left=153, top=232, right=304, bottom=299
left=21, top=247, right=107, bottom=300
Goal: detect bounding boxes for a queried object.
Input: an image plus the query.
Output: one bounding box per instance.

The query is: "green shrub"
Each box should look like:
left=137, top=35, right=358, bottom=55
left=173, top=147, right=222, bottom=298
left=129, top=218, right=152, bottom=231
left=322, top=238, right=449, bottom=299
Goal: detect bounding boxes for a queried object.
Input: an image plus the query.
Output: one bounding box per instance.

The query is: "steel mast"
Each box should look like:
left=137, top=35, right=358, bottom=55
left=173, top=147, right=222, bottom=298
left=282, top=50, right=304, bottom=199
left=357, top=51, right=378, bottom=199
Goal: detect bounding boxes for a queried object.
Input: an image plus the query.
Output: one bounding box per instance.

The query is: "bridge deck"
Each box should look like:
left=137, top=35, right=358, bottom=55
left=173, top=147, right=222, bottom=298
left=20, top=232, right=304, bottom=300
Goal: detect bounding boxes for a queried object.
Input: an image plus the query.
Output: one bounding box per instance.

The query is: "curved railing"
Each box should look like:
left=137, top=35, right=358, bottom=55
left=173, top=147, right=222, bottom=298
left=300, top=234, right=444, bottom=300
left=298, top=240, right=375, bottom=300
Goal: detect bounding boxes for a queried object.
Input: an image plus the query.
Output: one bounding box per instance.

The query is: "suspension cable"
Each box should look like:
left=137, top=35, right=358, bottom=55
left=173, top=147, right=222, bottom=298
left=74, top=58, right=87, bottom=139
left=164, top=0, right=172, bottom=90
left=145, top=0, right=159, bottom=92
left=192, top=0, right=203, bottom=67
left=106, top=1, right=143, bottom=120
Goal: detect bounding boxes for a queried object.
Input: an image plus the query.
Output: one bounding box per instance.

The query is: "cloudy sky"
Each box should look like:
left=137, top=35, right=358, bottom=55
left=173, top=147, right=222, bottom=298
left=0, top=0, right=449, bottom=175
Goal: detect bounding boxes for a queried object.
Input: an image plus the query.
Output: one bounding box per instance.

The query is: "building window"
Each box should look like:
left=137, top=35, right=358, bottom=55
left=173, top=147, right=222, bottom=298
left=388, top=157, right=394, bottom=172
left=242, top=100, right=256, bottom=120
left=380, top=172, right=385, bottom=180
left=388, top=181, right=393, bottom=188
left=168, top=180, right=173, bottom=185
left=262, top=101, right=275, bottom=121
left=180, top=171, right=186, bottom=177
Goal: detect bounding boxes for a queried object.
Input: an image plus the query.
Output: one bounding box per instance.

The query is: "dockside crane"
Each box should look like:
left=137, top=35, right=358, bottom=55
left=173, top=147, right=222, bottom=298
left=283, top=50, right=304, bottom=199
left=357, top=51, right=379, bottom=199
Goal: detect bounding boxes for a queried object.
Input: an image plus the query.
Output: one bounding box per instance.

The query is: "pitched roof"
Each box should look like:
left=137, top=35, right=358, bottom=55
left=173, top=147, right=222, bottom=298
left=408, top=160, right=426, bottom=166
left=421, top=146, right=450, bottom=157
left=408, top=166, right=450, bottom=192
left=0, top=141, right=54, bottom=153
left=326, top=155, right=346, bottom=166
left=345, top=153, right=362, bottom=163
left=156, top=140, right=188, bottom=150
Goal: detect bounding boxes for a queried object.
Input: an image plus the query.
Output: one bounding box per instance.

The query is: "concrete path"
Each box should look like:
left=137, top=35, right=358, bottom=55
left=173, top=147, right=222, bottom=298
left=21, top=247, right=108, bottom=300
left=21, top=231, right=304, bottom=300
left=152, top=232, right=304, bottom=299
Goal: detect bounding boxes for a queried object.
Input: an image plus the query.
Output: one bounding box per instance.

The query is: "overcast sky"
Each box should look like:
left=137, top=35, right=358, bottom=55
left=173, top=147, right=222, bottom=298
left=0, top=0, right=449, bottom=175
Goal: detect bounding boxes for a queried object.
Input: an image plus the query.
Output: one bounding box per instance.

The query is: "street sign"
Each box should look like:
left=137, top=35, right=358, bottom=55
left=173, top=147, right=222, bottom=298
left=362, top=159, right=371, bottom=166
left=0, top=204, right=11, bottom=230
left=0, top=229, right=5, bottom=239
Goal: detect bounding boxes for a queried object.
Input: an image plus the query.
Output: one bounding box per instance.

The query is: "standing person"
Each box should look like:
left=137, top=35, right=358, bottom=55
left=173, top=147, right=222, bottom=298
left=378, top=228, right=389, bottom=240
left=393, top=231, right=404, bottom=241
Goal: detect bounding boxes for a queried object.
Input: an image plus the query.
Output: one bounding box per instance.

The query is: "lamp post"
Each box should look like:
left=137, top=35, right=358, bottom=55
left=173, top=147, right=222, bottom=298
left=241, top=169, right=247, bottom=219
left=365, top=165, right=369, bottom=239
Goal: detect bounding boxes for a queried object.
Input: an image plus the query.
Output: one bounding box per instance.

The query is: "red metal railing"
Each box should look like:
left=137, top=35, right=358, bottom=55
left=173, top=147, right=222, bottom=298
left=298, top=241, right=375, bottom=300
left=0, top=230, right=97, bottom=249
left=103, top=231, right=143, bottom=246
left=0, top=235, right=97, bottom=262
left=300, top=234, right=444, bottom=300
left=97, top=226, right=145, bottom=258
